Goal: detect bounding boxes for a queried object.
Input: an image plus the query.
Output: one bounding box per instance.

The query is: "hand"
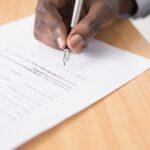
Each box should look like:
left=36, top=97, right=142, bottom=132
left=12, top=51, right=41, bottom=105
left=34, top=0, right=136, bottom=53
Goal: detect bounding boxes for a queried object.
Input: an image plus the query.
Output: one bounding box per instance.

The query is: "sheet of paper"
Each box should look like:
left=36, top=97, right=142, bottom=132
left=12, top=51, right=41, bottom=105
left=0, top=16, right=149, bottom=150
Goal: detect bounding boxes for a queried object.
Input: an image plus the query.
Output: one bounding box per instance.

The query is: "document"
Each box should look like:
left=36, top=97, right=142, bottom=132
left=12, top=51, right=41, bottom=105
left=0, top=16, right=149, bottom=150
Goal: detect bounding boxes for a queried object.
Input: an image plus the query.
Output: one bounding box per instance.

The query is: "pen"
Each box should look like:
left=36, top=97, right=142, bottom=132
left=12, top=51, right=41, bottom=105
left=63, top=0, right=84, bottom=66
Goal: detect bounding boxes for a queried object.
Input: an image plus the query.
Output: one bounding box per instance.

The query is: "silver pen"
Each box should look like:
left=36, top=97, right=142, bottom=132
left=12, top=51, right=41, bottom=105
left=63, top=0, right=84, bottom=66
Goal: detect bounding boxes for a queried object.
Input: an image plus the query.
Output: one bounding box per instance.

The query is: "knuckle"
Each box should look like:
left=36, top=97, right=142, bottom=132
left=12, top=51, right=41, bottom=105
left=86, top=17, right=100, bottom=29
left=81, top=19, right=97, bottom=32
left=79, top=20, right=100, bottom=39
left=48, top=20, right=62, bottom=31
left=36, top=3, right=46, bottom=15
left=44, top=0, right=65, bottom=8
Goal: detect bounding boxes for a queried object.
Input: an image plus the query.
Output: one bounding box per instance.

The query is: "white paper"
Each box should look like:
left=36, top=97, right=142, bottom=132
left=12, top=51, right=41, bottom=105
left=0, top=16, right=149, bottom=150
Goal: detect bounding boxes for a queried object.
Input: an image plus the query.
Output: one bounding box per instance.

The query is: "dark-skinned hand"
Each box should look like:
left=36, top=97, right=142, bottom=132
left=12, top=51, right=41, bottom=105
left=34, top=0, right=136, bottom=53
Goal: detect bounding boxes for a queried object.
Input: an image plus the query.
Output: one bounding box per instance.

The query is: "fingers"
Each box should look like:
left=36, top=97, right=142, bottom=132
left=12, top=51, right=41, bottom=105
left=34, top=0, right=67, bottom=50
left=35, top=0, right=119, bottom=53
left=67, top=0, right=119, bottom=53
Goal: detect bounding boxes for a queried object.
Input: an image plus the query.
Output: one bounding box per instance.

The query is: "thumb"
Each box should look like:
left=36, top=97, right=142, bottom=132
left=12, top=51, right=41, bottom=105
left=68, top=1, right=103, bottom=53
left=67, top=1, right=117, bottom=53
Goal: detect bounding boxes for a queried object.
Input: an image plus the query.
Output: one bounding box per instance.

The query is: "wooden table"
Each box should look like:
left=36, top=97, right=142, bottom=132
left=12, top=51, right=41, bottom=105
left=0, top=0, right=150, bottom=150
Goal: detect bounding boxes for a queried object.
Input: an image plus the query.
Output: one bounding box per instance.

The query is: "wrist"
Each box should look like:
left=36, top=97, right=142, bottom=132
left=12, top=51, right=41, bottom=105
left=119, top=0, right=137, bottom=17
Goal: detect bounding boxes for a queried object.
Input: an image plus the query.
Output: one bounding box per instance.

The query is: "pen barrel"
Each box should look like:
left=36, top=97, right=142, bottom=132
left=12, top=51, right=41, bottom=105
left=71, top=0, right=83, bottom=28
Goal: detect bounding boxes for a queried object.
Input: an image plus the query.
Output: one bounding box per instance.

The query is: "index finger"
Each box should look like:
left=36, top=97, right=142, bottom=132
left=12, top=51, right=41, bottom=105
left=35, top=0, right=68, bottom=49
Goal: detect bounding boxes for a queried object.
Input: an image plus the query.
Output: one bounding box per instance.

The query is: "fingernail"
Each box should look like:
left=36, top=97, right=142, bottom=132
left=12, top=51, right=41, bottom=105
left=57, top=37, right=65, bottom=49
left=70, top=34, right=85, bottom=50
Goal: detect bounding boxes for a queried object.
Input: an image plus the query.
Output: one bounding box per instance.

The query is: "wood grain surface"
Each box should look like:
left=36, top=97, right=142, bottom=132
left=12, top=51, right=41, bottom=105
left=0, top=0, right=150, bottom=150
